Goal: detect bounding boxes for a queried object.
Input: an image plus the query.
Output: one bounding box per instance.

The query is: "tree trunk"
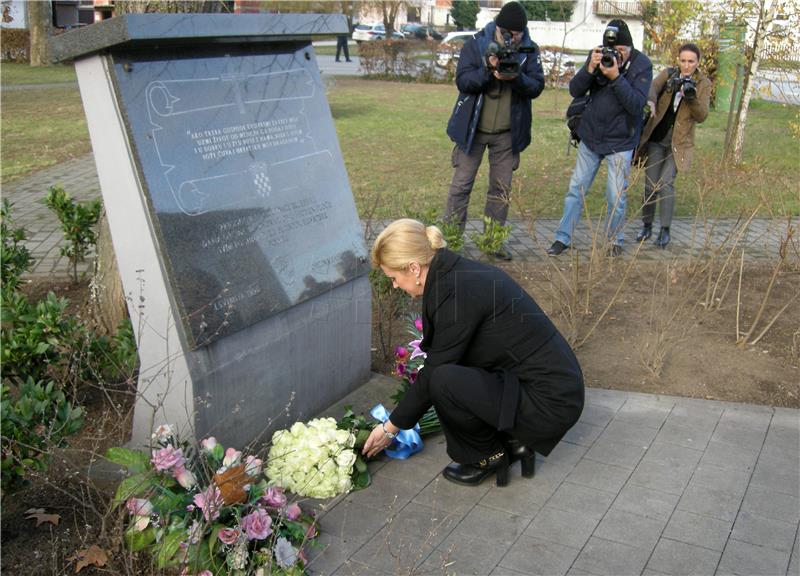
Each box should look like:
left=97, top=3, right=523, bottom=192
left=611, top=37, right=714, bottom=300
left=27, top=0, right=51, bottom=66
left=731, top=0, right=777, bottom=165
left=90, top=212, right=128, bottom=336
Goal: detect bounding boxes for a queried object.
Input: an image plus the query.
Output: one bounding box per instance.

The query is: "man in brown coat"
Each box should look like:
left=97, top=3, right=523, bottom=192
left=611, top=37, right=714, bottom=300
left=635, top=43, right=711, bottom=247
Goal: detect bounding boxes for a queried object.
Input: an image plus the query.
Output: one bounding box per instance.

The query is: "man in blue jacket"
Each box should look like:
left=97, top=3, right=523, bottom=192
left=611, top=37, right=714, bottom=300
left=445, top=1, right=544, bottom=261
left=548, top=19, right=652, bottom=257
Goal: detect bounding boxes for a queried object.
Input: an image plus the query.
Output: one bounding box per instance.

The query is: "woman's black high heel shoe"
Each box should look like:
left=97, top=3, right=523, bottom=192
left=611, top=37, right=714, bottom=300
left=505, top=439, right=535, bottom=478
left=442, top=451, right=510, bottom=487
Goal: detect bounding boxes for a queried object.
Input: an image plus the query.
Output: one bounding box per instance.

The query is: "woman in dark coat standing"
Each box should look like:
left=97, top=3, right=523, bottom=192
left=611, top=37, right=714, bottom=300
left=363, top=219, right=584, bottom=486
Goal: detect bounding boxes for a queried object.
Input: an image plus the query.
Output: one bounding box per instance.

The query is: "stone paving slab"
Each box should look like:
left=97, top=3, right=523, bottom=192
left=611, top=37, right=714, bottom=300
left=309, top=374, right=799, bottom=576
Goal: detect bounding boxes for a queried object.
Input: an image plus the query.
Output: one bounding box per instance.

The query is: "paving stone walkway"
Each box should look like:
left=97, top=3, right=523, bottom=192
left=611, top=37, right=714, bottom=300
left=311, top=375, right=799, bottom=576
left=2, top=153, right=794, bottom=280
left=3, top=156, right=798, bottom=575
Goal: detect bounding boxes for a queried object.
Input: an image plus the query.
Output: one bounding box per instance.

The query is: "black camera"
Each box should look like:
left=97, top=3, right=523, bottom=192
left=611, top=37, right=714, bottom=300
left=600, top=25, right=621, bottom=68
left=486, top=32, right=535, bottom=80
left=670, top=74, right=697, bottom=100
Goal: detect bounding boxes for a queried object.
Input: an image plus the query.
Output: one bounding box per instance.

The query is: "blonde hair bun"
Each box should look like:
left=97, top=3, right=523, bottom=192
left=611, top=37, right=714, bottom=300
left=371, top=219, right=446, bottom=270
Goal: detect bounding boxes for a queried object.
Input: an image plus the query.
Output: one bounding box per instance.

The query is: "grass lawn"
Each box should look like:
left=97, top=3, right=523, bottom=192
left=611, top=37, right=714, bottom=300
left=0, top=63, right=77, bottom=85
left=1, top=85, right=90, bottom=181
left=328, top=77, right=799, bottom=220
left=1, top=67, right=797, bottom=219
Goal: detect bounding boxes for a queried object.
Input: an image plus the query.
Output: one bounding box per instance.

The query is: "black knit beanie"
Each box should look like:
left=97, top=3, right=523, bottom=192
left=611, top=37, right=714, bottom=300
left=496, top=1, right=528, bottom=32
left=607, top=19, right=633, bottom=47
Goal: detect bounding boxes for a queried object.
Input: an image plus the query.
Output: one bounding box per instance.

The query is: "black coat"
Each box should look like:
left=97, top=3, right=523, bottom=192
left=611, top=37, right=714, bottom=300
left=445, top=22, right=545, bottom=155
left=569, top=48, right=653, bottom=156
left=390, top=249, right=584, bottom=456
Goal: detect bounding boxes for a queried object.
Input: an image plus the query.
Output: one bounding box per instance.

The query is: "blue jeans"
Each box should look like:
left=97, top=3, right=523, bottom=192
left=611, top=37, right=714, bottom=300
left=555, top=141, right=633, bottom=246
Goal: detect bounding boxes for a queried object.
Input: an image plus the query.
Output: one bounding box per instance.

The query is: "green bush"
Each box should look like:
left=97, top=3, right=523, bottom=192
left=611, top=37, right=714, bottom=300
left=1, top=378, right=84, bottom=492
left=471, top=216, right=512, bottom=256
left=1, top=290, right=137, bottom=390
left=44, top=186, right=102, bottom=283
left=1, top=290, right=84, bottom=385
left=1, top=199, right=34, bottom=293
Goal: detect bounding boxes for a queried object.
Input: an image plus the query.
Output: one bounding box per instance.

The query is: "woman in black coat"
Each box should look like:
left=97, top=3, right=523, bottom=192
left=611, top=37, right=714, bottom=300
left=363, top=219, right=584, bottom=486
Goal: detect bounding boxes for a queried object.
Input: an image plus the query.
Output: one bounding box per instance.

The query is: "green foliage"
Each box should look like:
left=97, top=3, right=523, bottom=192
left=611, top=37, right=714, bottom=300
left=470, top=217, right=512, bottom=256
left=0, top=290, right=82, bottom=384
left=1, top=199, right=34, bottom=293
left=519, top=1, right=575, bottom=22
left=450, top=0, right=480, bottom=30
left=1, top=288, right=137, bottom=393
left=640, top=0, right=703, bottom=62
left=44, top=185, right=102, bottom=283
left=403, top=207, right=465, bottom=253
left=1, top=378, right=84, bottom=492
left=440, top=220, right=465, bottom=253
left=336, top=405, right=373, bottom=490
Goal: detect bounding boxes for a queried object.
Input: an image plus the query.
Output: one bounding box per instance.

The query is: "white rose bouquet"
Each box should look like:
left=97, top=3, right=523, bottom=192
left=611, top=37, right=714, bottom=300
left=266, top=416, right=368, bottom=499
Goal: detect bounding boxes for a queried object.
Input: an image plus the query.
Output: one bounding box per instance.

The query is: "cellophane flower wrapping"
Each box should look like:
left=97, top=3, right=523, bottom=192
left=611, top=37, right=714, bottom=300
left=392, top=315, right=441, bottom=436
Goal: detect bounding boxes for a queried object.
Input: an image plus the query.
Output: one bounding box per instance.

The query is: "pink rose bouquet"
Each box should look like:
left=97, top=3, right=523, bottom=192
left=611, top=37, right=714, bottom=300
left=106, top=426, right=318, bottom=575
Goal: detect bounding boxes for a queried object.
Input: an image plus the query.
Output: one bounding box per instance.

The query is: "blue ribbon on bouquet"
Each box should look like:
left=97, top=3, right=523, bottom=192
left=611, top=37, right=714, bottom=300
left=370, top=404, right=423, bottom=460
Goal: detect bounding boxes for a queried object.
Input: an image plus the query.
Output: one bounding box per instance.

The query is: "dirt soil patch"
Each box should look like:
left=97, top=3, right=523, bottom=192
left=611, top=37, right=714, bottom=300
left=374, top=259, right=800, bottom=408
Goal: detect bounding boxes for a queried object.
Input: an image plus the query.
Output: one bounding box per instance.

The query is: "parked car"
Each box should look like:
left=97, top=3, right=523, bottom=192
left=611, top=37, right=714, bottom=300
left=400, top=23, right=443, bottom=41
left=352, top=23, right=405, bottom=43
left=435, top=31, right=476, bottom=68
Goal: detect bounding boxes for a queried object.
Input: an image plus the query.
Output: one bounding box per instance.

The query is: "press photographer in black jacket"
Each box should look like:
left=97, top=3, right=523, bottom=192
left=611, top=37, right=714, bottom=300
left=363, top=219, right=584, bottom=487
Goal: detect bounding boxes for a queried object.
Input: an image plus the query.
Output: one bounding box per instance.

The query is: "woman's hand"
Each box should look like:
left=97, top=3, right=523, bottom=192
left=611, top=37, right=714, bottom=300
left=362, top=422, right=398, bottom=458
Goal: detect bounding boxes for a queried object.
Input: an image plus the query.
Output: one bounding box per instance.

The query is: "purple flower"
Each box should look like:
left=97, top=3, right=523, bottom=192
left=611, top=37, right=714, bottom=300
left=409, top=339, right=426, bottom=360
left=218, top=527, right=241, bottom=545
left=395, top=346, right=408, bottom=359
left=241, top=508, right=273, bottom=540
left=414, top=317, right=423, bottom=332
left=151, top=445, right=185, bottom=472
left=285, top=502, right=302, bottom=521
left=193, top=486, right=223, bottom=522
left=408, top=369, right=418, bottom=385
left=262, top=486, right=288, bottom=508
left=395, top=362, right=406, bottom=376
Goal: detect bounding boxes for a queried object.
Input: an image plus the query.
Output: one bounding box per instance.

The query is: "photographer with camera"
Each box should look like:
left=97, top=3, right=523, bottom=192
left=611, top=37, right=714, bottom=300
left=445, top=1, right=544, bottom=261
left=634, top=43, right=711, bottom=248
left=548, top=19, right=652, bottom=257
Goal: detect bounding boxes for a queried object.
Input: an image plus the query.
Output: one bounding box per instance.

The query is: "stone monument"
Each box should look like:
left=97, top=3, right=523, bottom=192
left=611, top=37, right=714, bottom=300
left=50, top=14, right=371, bottom=448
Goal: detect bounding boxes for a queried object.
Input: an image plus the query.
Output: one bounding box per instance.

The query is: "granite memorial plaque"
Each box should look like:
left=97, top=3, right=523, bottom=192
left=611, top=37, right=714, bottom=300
left=51, top=14, right=372, bottom=447
left=113, top=43, right=366, bottom=347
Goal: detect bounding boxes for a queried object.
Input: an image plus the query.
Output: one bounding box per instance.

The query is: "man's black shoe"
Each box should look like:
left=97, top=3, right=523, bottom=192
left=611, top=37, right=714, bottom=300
left=607, top=244, right=623, bottom=257
left=636, top=225, right=653, bottom=242
left=547, top=241, right=569, bottom=256
left=491, top=247, right=513, bottom=261
left=655, top=227, right=671, bottom=248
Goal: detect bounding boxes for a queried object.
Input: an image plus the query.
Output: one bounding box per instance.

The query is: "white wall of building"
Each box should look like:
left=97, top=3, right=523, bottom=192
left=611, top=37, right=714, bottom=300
left=420, top=0, right=644, bottom=52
